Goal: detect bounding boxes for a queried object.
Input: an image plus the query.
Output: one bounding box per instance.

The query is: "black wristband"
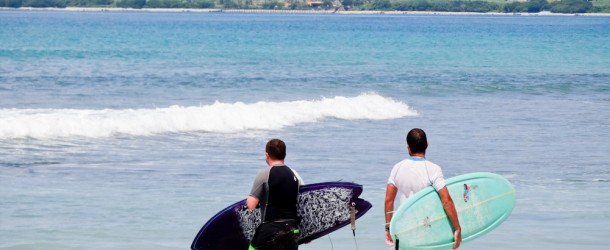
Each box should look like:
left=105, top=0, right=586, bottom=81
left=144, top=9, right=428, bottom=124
left=385, top=224, right=390, bottom=231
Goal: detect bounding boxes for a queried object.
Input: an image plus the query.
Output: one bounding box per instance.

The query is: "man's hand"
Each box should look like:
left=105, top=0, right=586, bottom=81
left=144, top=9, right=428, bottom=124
left=385, top=230, right=394, bottom=246
left=246, top=195, right=259, bottom=209
left=453, top=228, right=462, bottom=249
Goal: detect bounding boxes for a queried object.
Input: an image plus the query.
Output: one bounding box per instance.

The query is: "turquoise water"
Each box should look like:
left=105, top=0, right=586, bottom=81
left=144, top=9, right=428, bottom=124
left=1, top=10, right=610, bottom=249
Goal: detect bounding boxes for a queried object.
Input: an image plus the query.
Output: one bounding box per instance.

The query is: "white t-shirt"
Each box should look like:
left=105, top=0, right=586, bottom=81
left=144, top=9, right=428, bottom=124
left=387, top=157, right=446, bottom=203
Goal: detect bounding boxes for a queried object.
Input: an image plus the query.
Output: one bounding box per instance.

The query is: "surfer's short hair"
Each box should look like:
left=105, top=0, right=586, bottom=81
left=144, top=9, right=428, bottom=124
left=407, top=128, right=428, bottom=154
left=266, top=139, right=286, bottom=160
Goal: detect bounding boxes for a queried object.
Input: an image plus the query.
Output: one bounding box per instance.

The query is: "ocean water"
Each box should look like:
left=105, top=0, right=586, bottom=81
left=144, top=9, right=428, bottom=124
left=1, top=10, right=610, bottom=250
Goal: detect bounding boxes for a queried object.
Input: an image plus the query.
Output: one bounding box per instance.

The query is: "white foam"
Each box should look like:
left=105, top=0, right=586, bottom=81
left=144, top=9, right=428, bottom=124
left=0, top=93, right=417, bottom=139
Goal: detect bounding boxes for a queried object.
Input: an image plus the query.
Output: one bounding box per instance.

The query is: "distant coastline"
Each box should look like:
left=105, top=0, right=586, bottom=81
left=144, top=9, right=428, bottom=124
left=3, top=7, right=610, bottom=16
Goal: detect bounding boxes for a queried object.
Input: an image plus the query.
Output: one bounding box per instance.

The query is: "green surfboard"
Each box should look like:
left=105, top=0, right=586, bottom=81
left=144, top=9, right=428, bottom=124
left=390, top=172, right=516, bottom=249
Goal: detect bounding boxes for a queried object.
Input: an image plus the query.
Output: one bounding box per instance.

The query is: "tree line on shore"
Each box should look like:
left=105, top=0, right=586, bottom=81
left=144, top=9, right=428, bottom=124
left=1, top=0, right=608, bottom=13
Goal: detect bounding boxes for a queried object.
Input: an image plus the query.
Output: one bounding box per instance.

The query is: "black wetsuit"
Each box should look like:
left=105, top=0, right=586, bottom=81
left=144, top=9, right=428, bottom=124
left=249, top=165, right=301, bottom=250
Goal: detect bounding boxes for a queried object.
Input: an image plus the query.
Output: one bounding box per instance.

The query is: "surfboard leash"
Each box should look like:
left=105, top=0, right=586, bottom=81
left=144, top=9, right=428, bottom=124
left=350, top=202, right=360, bottom=250
left=327, top=235, right=334, bottom=250
left=350, top=202, right=356, bottom=237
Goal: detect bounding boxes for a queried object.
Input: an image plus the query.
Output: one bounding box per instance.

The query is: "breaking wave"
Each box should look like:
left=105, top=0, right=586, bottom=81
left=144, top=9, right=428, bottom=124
left=0, top=93, right=417, bottom=139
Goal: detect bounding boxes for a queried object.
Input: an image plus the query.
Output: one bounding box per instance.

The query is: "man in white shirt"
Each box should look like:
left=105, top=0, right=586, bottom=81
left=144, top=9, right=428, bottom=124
left=384, top=128, right=462, bottom=249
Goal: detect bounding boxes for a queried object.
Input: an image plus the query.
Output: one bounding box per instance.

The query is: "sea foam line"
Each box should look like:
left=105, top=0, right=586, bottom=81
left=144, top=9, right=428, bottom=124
left=0, top=93, right=417, bottom=139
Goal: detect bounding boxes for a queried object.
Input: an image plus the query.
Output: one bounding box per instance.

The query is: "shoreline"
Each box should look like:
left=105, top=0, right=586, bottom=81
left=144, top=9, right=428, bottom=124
left=3, top=7, right=610, bottom=16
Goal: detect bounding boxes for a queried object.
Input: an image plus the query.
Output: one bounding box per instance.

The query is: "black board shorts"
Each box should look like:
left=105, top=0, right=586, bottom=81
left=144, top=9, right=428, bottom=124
left=250, top=220, right=299, bottom=250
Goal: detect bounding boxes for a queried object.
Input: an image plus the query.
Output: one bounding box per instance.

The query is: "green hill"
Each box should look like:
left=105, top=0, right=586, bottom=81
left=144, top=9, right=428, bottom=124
left=1, top=0, right=609, bottom=13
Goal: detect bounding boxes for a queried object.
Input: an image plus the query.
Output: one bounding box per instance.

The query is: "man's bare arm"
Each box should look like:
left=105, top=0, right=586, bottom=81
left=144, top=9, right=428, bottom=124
left=384, top=184, right=398, bottom=245
left=438, top=186, right=461, bottom=249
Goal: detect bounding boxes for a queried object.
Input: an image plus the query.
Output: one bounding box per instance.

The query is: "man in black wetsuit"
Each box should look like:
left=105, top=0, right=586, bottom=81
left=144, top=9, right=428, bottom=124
left=246, top=139, right=304, bottom=250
